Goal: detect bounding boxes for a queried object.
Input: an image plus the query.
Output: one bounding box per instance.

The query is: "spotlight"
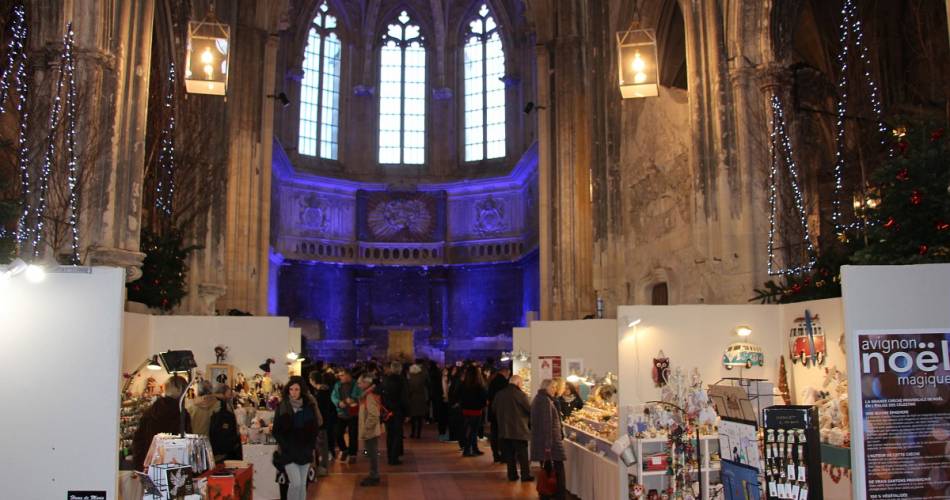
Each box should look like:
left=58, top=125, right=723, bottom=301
left=736, top=325, right=753, bottom=337
left=6, top=258, right=28, bottom=277
left=523, top=101, right=547, bottom=114
left=268, top=92, right=290, bottom=107
left=627, top=318, right=641, bottom=328
left=287, top=350, right=304, bottom=362
left=24, top=264, right=46, bottom=283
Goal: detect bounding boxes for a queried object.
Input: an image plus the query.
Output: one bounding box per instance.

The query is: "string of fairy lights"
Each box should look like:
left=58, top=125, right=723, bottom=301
left=0, top=6, right=82, bottom=264
left=62, top=24, right=81, bottom=264
left=154, top=62, right=177, bottom=217
left=767, top=94, right=817, bottom=276
left=0, top=2, right=32, bottom=249
left=32, top=23, right=81, bottom=262
left=831, top=0, right=890, bottom=234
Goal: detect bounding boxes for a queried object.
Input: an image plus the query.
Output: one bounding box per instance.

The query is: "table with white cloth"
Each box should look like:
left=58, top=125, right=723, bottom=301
left=564, top=439, right=620, bottom=500
left=243, top=443, right=280, bottom=500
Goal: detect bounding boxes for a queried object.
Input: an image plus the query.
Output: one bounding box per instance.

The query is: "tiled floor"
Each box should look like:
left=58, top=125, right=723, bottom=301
left=308, top=423, right=576, bottom=499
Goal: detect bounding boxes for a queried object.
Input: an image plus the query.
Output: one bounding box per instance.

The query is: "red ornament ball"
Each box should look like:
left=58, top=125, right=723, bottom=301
left=883, top=217, right=896, bottom=229
left=896, top=168, right=909, bottom=181
left=910, top=190, right=922, bottom=205
left=897, top=141, right=909, bottom=153
left=932, top=128, right=945, bottom=142
left=919, top=244, right=929, bottom=256
left=936, top=221, right=950, bottom=231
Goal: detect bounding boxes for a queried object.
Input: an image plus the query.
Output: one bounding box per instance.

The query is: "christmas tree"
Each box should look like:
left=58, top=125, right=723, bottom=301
left=853, top=124, right=950, bottom=264
left=126, top=228, right=199, bottom=312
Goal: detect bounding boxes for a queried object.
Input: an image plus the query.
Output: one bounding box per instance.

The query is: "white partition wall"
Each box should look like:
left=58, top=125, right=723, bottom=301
left=123, top=313, right=298, bottom=392
left=526, top=319, right=618, bottom=390
left=778, top=298, right=846, bottom=404
left=841, top=264, right=950, bottom=500
left=0, top=267, right=125, bottom=499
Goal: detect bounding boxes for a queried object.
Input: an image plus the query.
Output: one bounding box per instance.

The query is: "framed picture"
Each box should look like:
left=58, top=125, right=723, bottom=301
left=207, top=364, right=234, bottom=386
left=566, top=358, right=584, bottom=375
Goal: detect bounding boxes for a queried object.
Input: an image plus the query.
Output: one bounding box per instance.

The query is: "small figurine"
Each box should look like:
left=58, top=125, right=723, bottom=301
left=214, top=345, right=229, bottom=363
left=653, top=351, right=671, bottom=387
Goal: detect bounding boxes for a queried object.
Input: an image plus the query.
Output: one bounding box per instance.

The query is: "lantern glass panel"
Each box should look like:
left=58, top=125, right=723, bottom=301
left=185, top=21, right=230, bottom=95
left=617, top=29, right=659, bottom=98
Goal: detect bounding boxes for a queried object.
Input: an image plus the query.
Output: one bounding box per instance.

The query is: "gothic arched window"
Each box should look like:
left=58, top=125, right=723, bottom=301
left=299, top=1, right=341, bottom=159
left=463, top=4, right=505, bottom=162
left=379, top=11, right=426, bottom=165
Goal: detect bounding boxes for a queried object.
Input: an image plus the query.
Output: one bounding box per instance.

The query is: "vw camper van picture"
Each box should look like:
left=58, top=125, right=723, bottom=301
left=722, top=342, right=765, bottom=369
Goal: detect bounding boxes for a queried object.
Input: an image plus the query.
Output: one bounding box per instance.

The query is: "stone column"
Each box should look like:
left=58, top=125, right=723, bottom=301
left=26, top=1, right=153, bottom=280
left=540, top=1, right=595, bottom=320
left=534, top=44, right=553, bottom=320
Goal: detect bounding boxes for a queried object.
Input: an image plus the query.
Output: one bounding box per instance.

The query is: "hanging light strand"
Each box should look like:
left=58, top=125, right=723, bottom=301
left=155, top=62, right=177, bottom=216
left=831, top=0, right=890, bottom=234
left=32, top=23, right=74, bottom=257
left=0, top=2, right=26, bottom=114
left=63, top=24, right=81, bottom=264
left=0, top=3, right=34, bottom=249
left=767, top=94, right=817, bottom=276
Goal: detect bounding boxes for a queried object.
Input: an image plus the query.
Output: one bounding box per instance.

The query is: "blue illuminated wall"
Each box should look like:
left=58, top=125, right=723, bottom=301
left=276, top=253, right=539, bottom=361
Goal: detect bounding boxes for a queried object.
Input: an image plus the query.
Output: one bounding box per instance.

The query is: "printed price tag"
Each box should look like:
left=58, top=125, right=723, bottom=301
left=792, top=484, right=801, bottom=499
left=769, top=482, right=778, bottom=497
left=798, top=465, right=807, bottom=482
left=787, top=464, right=796, bottom=480
left=799, top=487, right=809, bottom=500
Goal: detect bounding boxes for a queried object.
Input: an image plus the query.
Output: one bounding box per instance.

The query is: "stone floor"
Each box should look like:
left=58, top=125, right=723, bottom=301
left=307, top=423, right=578, bottom=499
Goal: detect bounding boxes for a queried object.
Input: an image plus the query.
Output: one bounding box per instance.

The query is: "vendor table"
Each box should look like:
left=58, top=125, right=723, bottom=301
left=564, top=439, right=620, bottom=500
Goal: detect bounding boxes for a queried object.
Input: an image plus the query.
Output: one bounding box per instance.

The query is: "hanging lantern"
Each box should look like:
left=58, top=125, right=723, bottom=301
left=617, top=29, right=659, bottom=98
left=184, top=12, right=230, bottom=96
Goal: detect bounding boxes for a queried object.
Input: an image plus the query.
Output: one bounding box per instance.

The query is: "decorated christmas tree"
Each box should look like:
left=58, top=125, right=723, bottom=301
left=127, top=228, right=199, bottom=312
left=853, top=124, right=949, bottom=264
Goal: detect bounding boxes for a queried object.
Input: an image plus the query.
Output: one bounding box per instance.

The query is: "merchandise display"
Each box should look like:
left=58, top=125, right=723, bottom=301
left=119, top=395, right=152, bottom=468
left=142, top=433, right=216, bottom=476
left=762, top=406, right=822, bottom=500
left=564, top=383, right=620, bottom=456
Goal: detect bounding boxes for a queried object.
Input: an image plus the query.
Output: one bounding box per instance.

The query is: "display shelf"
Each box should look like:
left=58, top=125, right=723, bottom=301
left=627, top=433, right=721, bottom=497
left=564, top=423, right=616, bottom=458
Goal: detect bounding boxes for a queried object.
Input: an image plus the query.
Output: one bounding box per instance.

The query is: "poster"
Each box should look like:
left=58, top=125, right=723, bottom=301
left=566, top=358, right=583, bottom=375
left=857, top=330, right=950, bottom=499
left=718, top=418, right=761, bottom=467
left=538, top=356, right=561, bottom=381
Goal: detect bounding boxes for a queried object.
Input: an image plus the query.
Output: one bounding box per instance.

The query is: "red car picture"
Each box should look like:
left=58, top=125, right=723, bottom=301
left=789, top=315, right=826, bottom=365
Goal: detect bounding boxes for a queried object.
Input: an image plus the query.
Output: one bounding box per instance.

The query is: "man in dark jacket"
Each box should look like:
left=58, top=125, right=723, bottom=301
left=132, top=376, right=192, bottom=471
left=209, top=383, right=242, bottom=463
left=379, top=361, right=408, bottom=465
left=486, top=367, right=510, bottom=462
left=492, top=375, right=534, bottom=481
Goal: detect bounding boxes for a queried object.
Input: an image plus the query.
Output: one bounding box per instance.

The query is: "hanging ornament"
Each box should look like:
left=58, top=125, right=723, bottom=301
left=883, top=217, right=896, bottom=229
left=937, top=221, right=949, bottom=231
left=918, top=244, right=928, bottom=256
left=910, top=190, right=922, bottom=205
left=897, top=141, right=909, bottom=154
left=896, top=168, right=909, bottom=181
left=931, top=128, right=945, bottom=142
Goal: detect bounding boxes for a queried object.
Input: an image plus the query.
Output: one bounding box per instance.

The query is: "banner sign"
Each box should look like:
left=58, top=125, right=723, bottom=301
left=857, top=330, right=950, bottom=499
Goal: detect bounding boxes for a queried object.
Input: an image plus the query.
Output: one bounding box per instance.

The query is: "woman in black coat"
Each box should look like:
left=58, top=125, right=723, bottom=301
left=458, top=365, right=489, bottom=456
left=273, top=376, right=322, bottom=500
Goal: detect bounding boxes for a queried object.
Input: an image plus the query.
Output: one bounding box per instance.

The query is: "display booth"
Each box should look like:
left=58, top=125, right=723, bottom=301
left=120, top=313, right=299, bottom=499
left=512, top=320, right=621, bottom=499
left=611, top=298, right=862, bottom=500
left=0, top=266, right=126, bottom=499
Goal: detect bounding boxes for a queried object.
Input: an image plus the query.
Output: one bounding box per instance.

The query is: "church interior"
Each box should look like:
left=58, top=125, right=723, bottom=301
left=1, top=0, right=949, bottom=499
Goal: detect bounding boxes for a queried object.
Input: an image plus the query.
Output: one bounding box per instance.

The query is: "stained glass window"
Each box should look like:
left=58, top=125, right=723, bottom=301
left=464, top=4, right=505, bottom=162
left=299, top=1, right=341, bottom=159
left=379, top=11, right=426, bottom=165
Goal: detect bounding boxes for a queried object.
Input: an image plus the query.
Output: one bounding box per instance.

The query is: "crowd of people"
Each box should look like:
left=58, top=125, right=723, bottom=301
left=132, top=357, right=586, bottom=500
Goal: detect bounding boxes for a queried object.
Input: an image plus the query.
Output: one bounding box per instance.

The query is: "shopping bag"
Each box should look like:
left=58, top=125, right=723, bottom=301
left=535, top=461, right=558, bottom=496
